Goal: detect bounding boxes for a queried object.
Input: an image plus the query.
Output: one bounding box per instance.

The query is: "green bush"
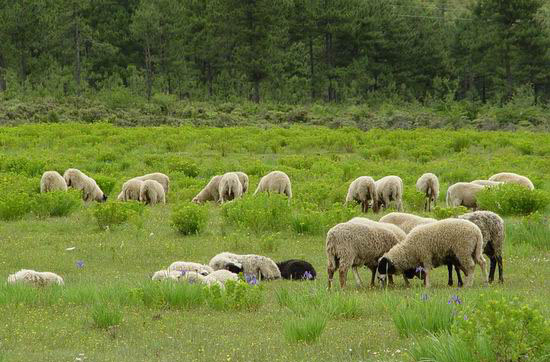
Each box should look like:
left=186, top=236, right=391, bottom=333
left=0, top=192, right=33, bottom=221
left=171, top=202, right=208, bottom=235
left=0, top=157, right=45, bottom=177
left=168, top=158, right=199, bottom=177
left=283, top=314, right=327, bottom=344
left=92, top=201, right=145, bottom=230
left=31, top=190, right=81, bottom=218
left=206, top=280, right=263, bottom=311
left=433, top=206, right=468, bottom=220
left=476, top=184, right=549, bottom=216
left=91, top=304, right=123, bottom=329
left=93, top=175, right=116, bottom=195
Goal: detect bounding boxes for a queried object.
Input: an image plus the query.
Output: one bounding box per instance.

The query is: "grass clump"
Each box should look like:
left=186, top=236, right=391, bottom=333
left=171, top=202, right=208, bottom=235
left=206, top=279, right=264, bottom=311
left=433, top=205, right=468, bottom=219
left=31, top=190, right=81, bottom=217
left=0, top=192, right=33, bottom=221
left=506, top=213, right=550, bottom=249
left=284, top=313, right=327, bottom=344
left=91, top=303, right=123, bottom=329
left=276, top=288, right=364, bottom=319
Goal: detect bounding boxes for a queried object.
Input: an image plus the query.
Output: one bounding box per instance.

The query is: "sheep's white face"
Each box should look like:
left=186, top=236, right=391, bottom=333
left=7, top=274, right=16, bottom=284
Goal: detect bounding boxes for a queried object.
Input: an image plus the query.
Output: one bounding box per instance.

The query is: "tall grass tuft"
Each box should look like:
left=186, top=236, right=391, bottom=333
left=391, top=295, right=456, bottom=337
left=283, top=313, right=327, bottom=344
left=409, top=332, right=478, bottom=362
left=91, top=303, right=123, bottom=329
left=276, top=288, right=364, bottom=319
left=506, top=214, right=550, bottom=249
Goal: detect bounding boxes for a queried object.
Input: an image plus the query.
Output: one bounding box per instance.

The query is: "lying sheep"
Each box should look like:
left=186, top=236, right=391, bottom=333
left=151, top=270, right=182, bottom=281
left=326, top=221, right=405, bottom=289
left=377, top=219, right=487, bottom=288
left=192, top=175, right=222, bottom=204
left=276, top=259, right=317, bottom=280
left=7, top=269, right=64, bottom=286
left=348, top=217, right=407, bottom=242
left=254, top=171, right=292, bottom=199
left=446, top=182, right=484, bottom=210
left=488, top=172, right=534, bottom=190
left=205, top=270, right=239, bottom=285
left=117, top=179, right=143, bottom=202
left=209, top=252, right=281, bottom=280
left=375, top=176, right=403, bottom=212
left=40, top=171, right=68, bottom=193
left=379, top=212, right=437, bottom=234
left=345, top=176, right=378, bottom=213
left=470, top=180, right=503, bottom=187
left=218, top=172, right=243, bottom=203
left=133, top=173, right=170, bottom=193
left=416, top=173, right=439, bottom=212
left=167, top=261, right=213, bottom=276
left=235, top=172, right=249, bottom=193
left=63, top=168, right=107, bottom=202
left=139, top=179, right=166, bottom=205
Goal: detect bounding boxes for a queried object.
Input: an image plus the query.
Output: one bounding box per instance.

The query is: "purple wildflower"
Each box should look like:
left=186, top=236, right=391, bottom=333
left=76, top=260, right=84, bottom=269
left=420, top=293, right=428, bottom=301
left=448, top=295, right=462, bottom=305
left=179, top=270, right=187, bottom=276
left=245, top=273, right=258, bottom=286
left=415, top=266, right=425, bottom=273
left=302, top=271, right=313, bottom=280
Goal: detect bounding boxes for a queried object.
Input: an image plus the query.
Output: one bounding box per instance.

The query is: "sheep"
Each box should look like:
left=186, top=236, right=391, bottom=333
left=40, top=171, right=68, bottom=193
left=416, top=173, right=439, bottom=212
left=458, top=211, right=504, bottom=284
left=117, top=179, right=143, bottom=202
left=488, top=172, right=534, bottom=190
left=139, top=179, right=166, bottom=205
left=192, top=175, right=222, bottom=204
left=63, top=168, right=107, bottom=202
left=470, top=180, right=503, bottom=187
left=218, top=172, right=243, bottom=203
left=375, top=176, right=403, bottom=212
left=446, top=182, right=484, bottom=210
left=235, top=172, right=249, bottom=193
left=151, top=270, right=181, bottom=281
left=209, top=252, right=281, bottom=280
left=276, top=259, right=317, bottom=280
left=348, top=217, right=407, bottom=242
left=254, top=171, right=292, bottom=199
left=379, top=212, right=437, bottom=234
left=133, top=173, right=170, bottom=193
left=377, top=219, right=487, bottom=288
left=167, top=261, right=213, bottom=276
left=345, top=176, right=378, bottom=213
left=7, top=269, right=64, bottom=286
left=325, top=221, right=405, bottom=289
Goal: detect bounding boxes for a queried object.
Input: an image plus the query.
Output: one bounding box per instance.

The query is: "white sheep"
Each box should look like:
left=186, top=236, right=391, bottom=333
left=345, top=176, right=378, bottom=213
left=192, top=175, right=222, bottom=204
left=375, top=176, right=403, bottom=212
left=470, top=180, right=503, bottom=187
left=235, top=172, right=249, bottom=193
left=209, top=252, right=281, bottom=280
left=167, top=261, right=213, bottom=276
left=133, top=173, right=170, bottom=193
left=377, top=219, right=487, bottom=288
left=7, top=269, right=64, bottom=286
left=254, top=171, right=292, bottom=199
left=446, top=182, right=484, bottom=210
left=348, top=217, right=407, bottom=242
left=117, top=179, right=144, bottom=202
left=63, top=168, right=107, bottom=202
left=379, top=212, right=437, bottom=234
left=416, top=173, right=439, bottom=211
left=40, top=171, right=68, bottom=193
left=218, top=172, right=243, bottom=203
left=139, top=179, right=166, bottom=205
left=488, top=172, right=534, bottom=190
left=151, top=270, right=181, bottom=281
left=204, top=270, right=239, bottom=286
left=325, top=221, right=405, bottom=289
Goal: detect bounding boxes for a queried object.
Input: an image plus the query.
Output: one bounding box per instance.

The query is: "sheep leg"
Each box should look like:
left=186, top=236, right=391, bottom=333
left=402, top=275, right=410, bottom=287
left=351, top=267, right=363, bottom=287
left=423, top=269, right=431, bottom=288
left=339, top=268, right=348, bottom=289
left=497, top=256, right=504, bottom=283
left=488, top=256, right=497, bottom=283
left=424, top=198, right=428, bottom=212
left=455, top=265, right=463, bottom=288
left=327, top=266, right=335, bottom=290
left=388, top=274, right=395, bottom=285
left=369, top=268, right=376, bottom=287
left=447, top=263, right=454, bottom=286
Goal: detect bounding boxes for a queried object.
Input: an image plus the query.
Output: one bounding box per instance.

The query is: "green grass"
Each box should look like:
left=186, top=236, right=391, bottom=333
left=284, top=314, right=327, bottom=344
left=0, top=123, right=549, bottom=361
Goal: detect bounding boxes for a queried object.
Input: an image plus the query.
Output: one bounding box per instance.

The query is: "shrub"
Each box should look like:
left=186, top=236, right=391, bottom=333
left=476, top=184, right=549, bottom=216
left=433, top=206, right=468, bottom=220
left=404, top=190, right=427, bottom=211
left=92, top=201, right=145, bottom=230
left=91, top=304, right=123, bottom=329
left=0, top=157, right=45, bottom=177
left=31, top=190, right=81, bottom=218
left=0, top=192, right=32, bottom=221
left=283, top=314, right=327, bottom=344
left=93, top=175, right=116, bottom=195
left=171, top=202, right=208, bottom=235
left=205, top=280, right=263, bottom=311
left=168, top=158, right=199, bottom=177
left=449, top=136, right=471, bottom=152
left=290, top=210, right=322, bottom=235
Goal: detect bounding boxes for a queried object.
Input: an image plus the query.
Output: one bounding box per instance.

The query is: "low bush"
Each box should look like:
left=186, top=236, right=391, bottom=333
left=31, top=190, right=81, bottom=218
left=477, top=183, right=549, bottom=216
left=433, top=206, right=468, bottom=220
left=171, top=202, right=208, bottom=235
left=93, top=175, right=117, bottom=196
left=205, top=280, right=263, bottom=311
left=0, top=192, right=33, bottom=221
left=92, top=201, right=145, bottom=230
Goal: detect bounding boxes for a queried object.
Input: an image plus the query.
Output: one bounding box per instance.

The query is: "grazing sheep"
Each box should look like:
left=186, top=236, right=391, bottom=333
left=254, top=171, right=292, bottom=199
left=379, top=212, right=437, bottom=234
left=470, top=180, right=503, bottom=187
left=7, top=269, right=64, bottom=286
left=488, top=172, right=534, bottom=190
left=139, top=179, right=166, bottom=205
left=458, top=211, right=504, bottom=284
left=118, top=179, right=144, bottom=202
left=325, top=221, right=405, bottom=289
left=40, top=171, right=68, bottom=193
left=235, top=172, right=249, bottom=193
left=192, top=175, right=222, bottom=204
left=375, top=176, right=403, bottom=212
left=345, top=176, right=379, bottom=213
left=348, top=217, right=407, bottom=242
left=209, top=252, right=281, bottom=280
left=167, top=261, right=213, bottom=276
left=133, top=173, right=170, bottom=193
left=416, top=173, right=439, bottom=212
left=63, top=168, right=107, bottom=202
left=218, top=172, right=243, bottom=203
left=377, top=219, right=487, bottom=288
left=446, top=182, right=484, bottom=210
left=276, top=259, right=317, bottom=280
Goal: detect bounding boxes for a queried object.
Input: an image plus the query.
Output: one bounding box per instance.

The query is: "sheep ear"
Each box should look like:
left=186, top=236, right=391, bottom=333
left=226, top=263, right=243, bottom=274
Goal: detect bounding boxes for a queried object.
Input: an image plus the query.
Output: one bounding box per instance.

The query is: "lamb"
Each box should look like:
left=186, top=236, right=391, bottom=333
left=167, top=261, right=213, bottom=276
left=458, top=211, right=504, bottom=284
left=377, top=219, right=487, bottom=288
left=218, top=172, right=243, bottom=203
left=345, top=176, right=378, bottom=213
left=488, top=172, right=534, bottom=190
left=348, top=217, right=407, bottom=242
left=151, top=270, right=181, bottom=281
left=276, top=259, right=317, bottom=280
left=374, top=176, right=403, bottom=212
left=40, top=171, right=68, bottom=193
left=204, top=270, right=239, bottom=285
left=63, top=168, right=107, bottom=202
left=192, top=175, right=222, bottom=204
left=416, top=173, right=439, bottom=212
left=139, top=179, right=166, bottom=205
left=379, top=212, right=437, bottom=234
left=446, top=182, right=484, bottom=210
left=235, top=172, right=249, bottom=193
left=208, top=252, right=281, bottom=280
left=133, top=173, right=170, bottom=193
left=254, top=171, right=292, bottom=199
left=117, top=179, right=143, bottom=202
left=325, top=221, right=405, bottom=289
left=7, top=269, right=64, bottom=286
left=470, top=180, right=503, bottom=187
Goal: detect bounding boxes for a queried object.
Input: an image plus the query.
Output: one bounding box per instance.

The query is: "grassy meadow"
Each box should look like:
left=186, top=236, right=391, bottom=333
left=0, top=124, right=549, bottom=361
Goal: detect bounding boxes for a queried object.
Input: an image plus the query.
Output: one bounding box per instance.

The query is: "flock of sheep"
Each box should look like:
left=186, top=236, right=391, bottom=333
left=8, top=167, right=533, bottom=291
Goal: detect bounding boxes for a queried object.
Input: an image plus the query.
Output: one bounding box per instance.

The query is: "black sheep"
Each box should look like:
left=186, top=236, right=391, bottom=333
left=276, top=259, right=316, bottom=281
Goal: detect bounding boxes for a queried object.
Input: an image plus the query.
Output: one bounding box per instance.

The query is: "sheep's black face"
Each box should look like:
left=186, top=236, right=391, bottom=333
left=404, top=268, right=425, bottom=280
left=226, top=263, right=243, bottom=274
left=102, top=194, right=108, bottom=202
left=377, top=257, right=395, bottom=276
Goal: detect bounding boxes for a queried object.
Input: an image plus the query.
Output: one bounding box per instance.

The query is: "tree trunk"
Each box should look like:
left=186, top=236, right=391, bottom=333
left=74, top=6, right=81, bottom=96
left=309, top=35, right=315, bottom=100
left=145, top=42, right=153, bottom=101
left=0, top=51, right=6, bottom=92
left=251, top=79, right=260, bottom=103
left=325, top=31, right=335, bottom=102
left=504, top=42, right=512, bottom=101
left=207, top=62, right=213, bottom=97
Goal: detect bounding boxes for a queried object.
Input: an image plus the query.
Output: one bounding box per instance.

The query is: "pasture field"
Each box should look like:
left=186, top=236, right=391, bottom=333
left=0, top=124, right=549, bottom=361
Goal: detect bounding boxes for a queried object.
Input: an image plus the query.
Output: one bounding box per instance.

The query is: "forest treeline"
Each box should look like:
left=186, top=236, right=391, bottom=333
left=0, top=0, right=549, bottom=112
